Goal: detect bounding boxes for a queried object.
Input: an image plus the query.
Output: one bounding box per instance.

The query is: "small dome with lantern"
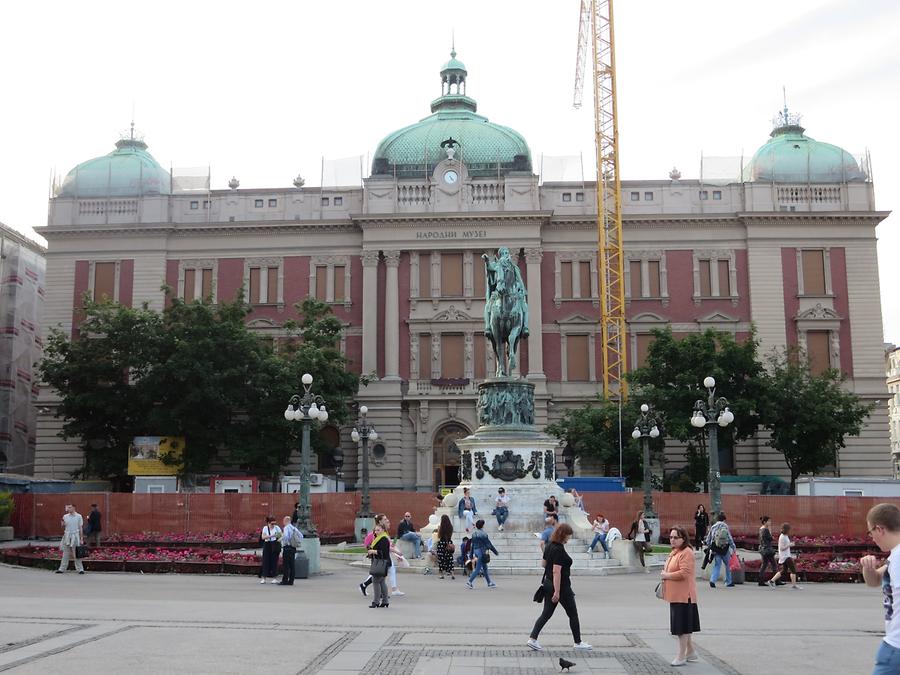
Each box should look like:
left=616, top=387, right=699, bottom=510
left=58, top=127, right=171, bottom=198
left=743, top=106, right=866, bottom=183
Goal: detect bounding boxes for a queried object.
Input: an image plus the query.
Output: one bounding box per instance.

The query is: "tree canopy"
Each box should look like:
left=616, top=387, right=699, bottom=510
left=41, top=294, right=361, bottom=485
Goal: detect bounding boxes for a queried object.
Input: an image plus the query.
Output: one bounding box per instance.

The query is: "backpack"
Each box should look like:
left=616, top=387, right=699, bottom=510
left=712, top=524, right=730, bottom=552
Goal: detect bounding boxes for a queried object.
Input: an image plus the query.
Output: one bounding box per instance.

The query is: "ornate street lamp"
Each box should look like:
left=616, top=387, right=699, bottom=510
left=284, top=373, right=328, bottom=536
left=351, top=405, right=378, bottom=520
left=631, top=403, right=662, bottom=519
left=689, top=376, right=735, bottom=518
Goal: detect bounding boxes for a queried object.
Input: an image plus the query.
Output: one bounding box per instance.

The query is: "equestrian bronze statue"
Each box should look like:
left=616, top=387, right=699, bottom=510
left=482, top=247, right=529, bottom=377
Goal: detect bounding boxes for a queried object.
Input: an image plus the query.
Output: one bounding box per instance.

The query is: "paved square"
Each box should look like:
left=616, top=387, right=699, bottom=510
left=0, top=557, right=885, bottom=673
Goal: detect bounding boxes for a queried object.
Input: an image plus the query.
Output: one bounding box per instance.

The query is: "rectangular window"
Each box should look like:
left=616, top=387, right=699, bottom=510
left=717, top=260, right=731, bottom=296
left=630, top=191, right=640, bottom=201
left=578, top=261, right=591, bottom=299
left=201, top=269, right=213, bottom=300
left=249, top=267, right=261, bottom=304
left=562, top=192, right=572, bottom=202
left=315, top=266, right=327, bottom=301
left=575, top=192, right=585, bottom=202
left=441, top=334, right=465, bottom=378
left=93, top=262, right=116, bottom=302
left=699, top=260, right=712, bottom=297
left=267, top=267, right=278, bottom=303
left=648, top=260, right=661, bottom=297
left=419, top=254, right=431, bottom=298
left=333, top=265, right=345, bottom=302
left=473, top=256, right=486, bottom=298
left=560, top=261, right=573, bottom=298
left=644, top=191, right=653, bottom=201
left=254, top=199, right=264, bottom=208
left=418, top=334, right=431, bottom=379
left=635, top=333, right=654, bottom=369
left=802, top=250, right=826, bottom=295
left=474, top=333, right=486, bottom=379
left=807, top=330, right=831, bottom=375
left=713, top=190, right=722, bottom=200
left=629, top=260, right=643, bottom=297
left=333, top=196, right=343, bottom=206
left=441, top=253, right=463, bottom=297
left=268, top=198, right=277, bottom=208
left=190, top=201, right=199, bottom=210
left=699, top=190, right=709, bottom=200
left=203, top=200, right=210, bottom=209
left=321, top=197, right=330, bottom=206
left=566, top=335, right=589, bottom=381
left=184, top=269, right=196, bottom=301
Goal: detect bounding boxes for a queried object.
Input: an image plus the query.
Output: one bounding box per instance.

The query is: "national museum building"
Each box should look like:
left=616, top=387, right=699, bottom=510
left=33, top=52, right=890, bottom=490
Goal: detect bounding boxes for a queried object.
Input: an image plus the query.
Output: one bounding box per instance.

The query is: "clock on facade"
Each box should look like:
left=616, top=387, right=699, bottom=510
left=443, top=169, right=459, bottom=184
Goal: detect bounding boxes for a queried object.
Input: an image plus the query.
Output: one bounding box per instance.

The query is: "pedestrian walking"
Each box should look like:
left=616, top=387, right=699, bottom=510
left=258, top=516, right=282, bottom=584
left=85, top=503, right=102, bottom=548
left=397, top=511, right=423, bottom=558
left=366, top=521, right=391, bottom=608
left=279, top=516, right=303, bottom=585
left=537, top=513, right=559, bottom=552
left=767, top=523, right=802, bottom=589
left=705, top=512, right=735, bottom=588
left=587, top=514, right=610, bottom=557
left=757, top=516, right=778, bottom=586
left=466, top=519, right=499, bottom=589
left=56, top=504, right=84, bottom=574
left=660, top=527, right=701, bottom=667
left=359, top=515, right=385, bottom=596
left=860, top=503, right=900, bottom=674
left=627, top=510, right=652, bottom=571
left=527, top=523, right=592, bottom=652
left=694, top=504, right=709, bottom=549
left=493, top=487, right=509, bottom=531
left=436, top=514, right=456, bottom=579
left=388, top=537, right=408, bottom=597
left=458, top=487, right=477, bottom=533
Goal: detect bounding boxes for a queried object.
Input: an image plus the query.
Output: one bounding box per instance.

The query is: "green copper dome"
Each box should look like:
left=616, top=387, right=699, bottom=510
left=743, top=109, right=865, bottom=183
left=59, top=136, right=171, bottom=198
left=371, top=50, right=532, bottom=179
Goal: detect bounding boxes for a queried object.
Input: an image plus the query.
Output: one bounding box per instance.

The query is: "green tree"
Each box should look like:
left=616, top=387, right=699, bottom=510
left=627, top=328, right=767, bottom=471
left=545, top=397, right=653, bottom=485
left=761, top=348, right=873, bottom=493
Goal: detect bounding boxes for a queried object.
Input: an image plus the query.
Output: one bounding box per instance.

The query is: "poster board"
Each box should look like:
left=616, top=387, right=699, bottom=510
left=127, top=436, right=184, bottom=476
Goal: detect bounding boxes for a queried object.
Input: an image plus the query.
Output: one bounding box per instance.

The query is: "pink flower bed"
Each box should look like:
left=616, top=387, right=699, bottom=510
left=5, top=546, right=260, bottom=564
left=103, top=531, right=256, bottom=544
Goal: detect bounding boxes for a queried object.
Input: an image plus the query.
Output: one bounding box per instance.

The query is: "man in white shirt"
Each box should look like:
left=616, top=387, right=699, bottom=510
left=861, top=503, right=900, bottom=674
left=279, top=516, right=304, bottom=586
left=57, top=504, right=84, bottom=574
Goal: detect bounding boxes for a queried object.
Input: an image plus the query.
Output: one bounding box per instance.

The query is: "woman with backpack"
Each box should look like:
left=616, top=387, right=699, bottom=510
left=627, top=510, right=652, bottom=571
left=704, top=512, right=735, bottom=588
left=757, top=516, right=778, bottom=586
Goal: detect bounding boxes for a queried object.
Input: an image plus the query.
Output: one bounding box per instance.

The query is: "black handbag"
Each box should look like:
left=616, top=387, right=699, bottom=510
left=369, top=557, right=389, bottom=577
left=75, top=545, right=88, bottom=559
left=533, top=571, right=551, bottom=603
left=482, top=551, right=491, bottom=564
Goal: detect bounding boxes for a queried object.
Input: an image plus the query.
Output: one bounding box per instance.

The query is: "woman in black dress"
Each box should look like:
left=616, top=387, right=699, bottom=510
left=435, top=514, right=455, bottom=579
left=694, top=504, right=709, bottom=549
left=757, top=516, right=777, bottom=586
left=527, top=523, right=593, bottom=652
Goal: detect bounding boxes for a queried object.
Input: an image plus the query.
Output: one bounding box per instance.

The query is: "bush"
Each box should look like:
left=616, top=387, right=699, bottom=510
left=0, top=492, right=13, bottom=526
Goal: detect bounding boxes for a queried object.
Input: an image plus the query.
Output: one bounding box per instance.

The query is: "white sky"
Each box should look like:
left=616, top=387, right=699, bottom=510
left=2, top=0, right=898, bottom=343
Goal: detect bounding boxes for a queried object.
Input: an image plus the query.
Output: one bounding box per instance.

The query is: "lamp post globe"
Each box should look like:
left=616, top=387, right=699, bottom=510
left=689, top=375, right=734, bottom=518
left=633, top=403, right=663, bottom=525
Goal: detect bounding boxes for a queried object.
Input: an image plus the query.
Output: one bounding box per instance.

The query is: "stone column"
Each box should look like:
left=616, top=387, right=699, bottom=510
left=524, top=247, right=545, bottom=380
left=361, top=250, right=380, bottom=375
left=383, top=250, right=401, bottom=380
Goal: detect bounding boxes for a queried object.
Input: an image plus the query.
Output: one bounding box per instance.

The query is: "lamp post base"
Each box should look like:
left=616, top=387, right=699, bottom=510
left=299, top=535, right=320, bottom=575
left=645, top=516, right=660, bottom=545
left=354, top=516, right=375, bottom=544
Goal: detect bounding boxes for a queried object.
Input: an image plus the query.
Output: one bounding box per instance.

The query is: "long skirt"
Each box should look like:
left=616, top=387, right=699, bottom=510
left=669, top=600, right=701, bottom=636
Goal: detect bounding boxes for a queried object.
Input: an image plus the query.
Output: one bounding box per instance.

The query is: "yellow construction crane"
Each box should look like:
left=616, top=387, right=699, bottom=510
left=574, top=0, right=627, bottom=401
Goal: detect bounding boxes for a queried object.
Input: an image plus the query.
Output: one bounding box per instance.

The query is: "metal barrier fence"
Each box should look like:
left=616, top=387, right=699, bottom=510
left=10, top=491, right=898, bottom=540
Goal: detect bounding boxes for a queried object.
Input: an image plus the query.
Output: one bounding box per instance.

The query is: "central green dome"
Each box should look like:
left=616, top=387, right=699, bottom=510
left=371, top=50, right=532, bottom=179
left=59, top=135, right=171, bottom=198
left=743, top=108, right=865, bottom=183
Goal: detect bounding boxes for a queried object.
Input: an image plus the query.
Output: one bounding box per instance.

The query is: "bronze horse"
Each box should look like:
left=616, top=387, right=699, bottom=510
left=482, top=248, right=529, bottom=377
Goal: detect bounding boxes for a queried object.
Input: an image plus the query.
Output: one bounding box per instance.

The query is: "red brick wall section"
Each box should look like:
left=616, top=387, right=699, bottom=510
left=71, top=260, right=90, bottom=336
left=216, top=259, right=244, bottom=303
left=782, top=247, right=799, bottom=348
left=164, top=260, right=180, bottom=308
left=829, top=247, right=854, bottom=376
left=10, top=492, right=899, bottom=541
left=118, top=259, right=134, bottom=308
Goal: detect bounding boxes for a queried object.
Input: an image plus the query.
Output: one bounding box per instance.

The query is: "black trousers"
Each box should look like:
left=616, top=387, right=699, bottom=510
left=759, top=552, right=777, bottom=579
left=530, top=590, right=581, bottom=643
left=260, top=541, right=281, bottom=578
left=281, top=546, right=296, bottom=584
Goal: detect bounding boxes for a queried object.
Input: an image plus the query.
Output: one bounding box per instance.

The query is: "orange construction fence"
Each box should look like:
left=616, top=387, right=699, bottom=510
left=9, top=491, right=898, bottom=540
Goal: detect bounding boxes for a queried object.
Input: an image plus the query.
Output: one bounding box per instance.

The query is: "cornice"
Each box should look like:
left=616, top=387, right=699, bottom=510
left=37, top=219, right=359, bottom=239
left=351, top=211, right=553, bottom=227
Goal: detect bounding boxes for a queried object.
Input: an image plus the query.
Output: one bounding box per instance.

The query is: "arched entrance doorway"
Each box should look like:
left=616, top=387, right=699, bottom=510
left=432, top=422, right=469, bottom=493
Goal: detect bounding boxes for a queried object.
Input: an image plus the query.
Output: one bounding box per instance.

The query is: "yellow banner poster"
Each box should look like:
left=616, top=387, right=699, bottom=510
left=127, top=436, right=185, bottom=475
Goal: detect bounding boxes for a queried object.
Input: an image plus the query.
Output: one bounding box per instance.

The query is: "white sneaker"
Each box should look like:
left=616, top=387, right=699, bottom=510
left=259, top=579, right=266, bottom=584
left=792, top=584, right=803, bottom=590
left=269, top=579, right=279, bottom=584
left=498, top=525, right=503, bottom=532
left=586, top=546, right=592, bottom=553
left=391, top=590, right=405, bottom=597
left=526, top=638, right=544, bottom=651
left=574, top=642, right=593, bottom=650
